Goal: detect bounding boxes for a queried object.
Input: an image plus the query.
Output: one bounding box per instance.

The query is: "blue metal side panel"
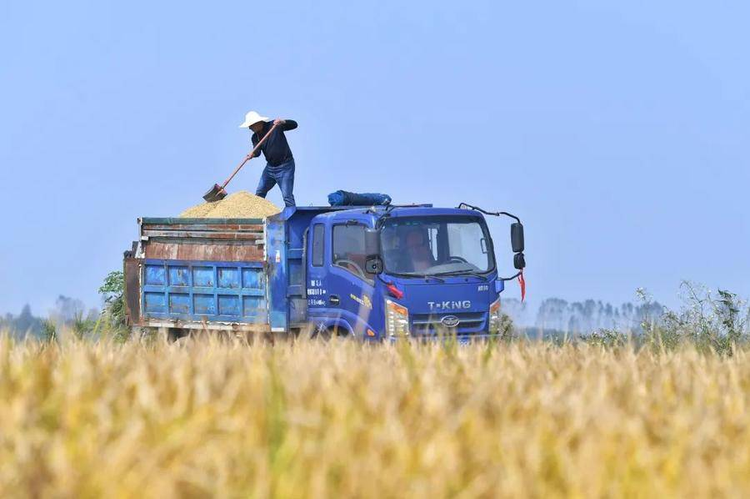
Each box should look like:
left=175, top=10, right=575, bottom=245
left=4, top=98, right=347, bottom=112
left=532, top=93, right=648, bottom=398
left=141, top=260, right=267, bottom=323
left=266, top=219, right=288, bottom=331
left=286, top=214, right=316, bottom=326
left=266, top=207, right=346, bottom=331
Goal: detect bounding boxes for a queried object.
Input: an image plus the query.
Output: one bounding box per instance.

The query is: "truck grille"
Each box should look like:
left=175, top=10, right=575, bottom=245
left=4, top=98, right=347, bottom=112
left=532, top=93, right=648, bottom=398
left=410, top=312, right=487, bottom=336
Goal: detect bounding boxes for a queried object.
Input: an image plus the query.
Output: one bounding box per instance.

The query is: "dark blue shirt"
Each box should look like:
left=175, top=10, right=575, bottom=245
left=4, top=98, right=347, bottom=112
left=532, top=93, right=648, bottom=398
left=251, top=120, right=298, bottom=167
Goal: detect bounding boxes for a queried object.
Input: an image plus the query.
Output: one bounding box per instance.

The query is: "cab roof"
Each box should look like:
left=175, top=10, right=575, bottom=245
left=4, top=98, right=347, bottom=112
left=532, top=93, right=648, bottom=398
left=269, top=204, right=485, bottom=223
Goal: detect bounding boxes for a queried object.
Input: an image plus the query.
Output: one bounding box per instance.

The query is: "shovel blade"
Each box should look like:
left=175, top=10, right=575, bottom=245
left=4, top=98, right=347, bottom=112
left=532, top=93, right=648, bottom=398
left=203, top=184, right=227, bottom=202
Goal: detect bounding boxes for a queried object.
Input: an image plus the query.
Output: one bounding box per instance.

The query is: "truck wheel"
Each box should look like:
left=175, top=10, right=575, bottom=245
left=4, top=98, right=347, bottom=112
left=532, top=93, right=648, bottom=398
left=312, top=325, right=348, bottom=341
left=168, top=328, right=189, bottom=342
left=151, top=327, right=189, bottom=342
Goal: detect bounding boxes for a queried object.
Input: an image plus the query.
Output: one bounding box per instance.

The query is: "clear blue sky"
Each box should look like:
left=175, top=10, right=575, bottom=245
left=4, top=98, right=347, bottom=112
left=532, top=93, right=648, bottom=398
left=1, top=1, right=748, bottom=315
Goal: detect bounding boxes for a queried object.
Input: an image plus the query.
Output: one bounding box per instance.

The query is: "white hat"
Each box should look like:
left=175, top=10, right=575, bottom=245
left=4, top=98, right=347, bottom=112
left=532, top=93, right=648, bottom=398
left=238, top=110, right=269, bottom=128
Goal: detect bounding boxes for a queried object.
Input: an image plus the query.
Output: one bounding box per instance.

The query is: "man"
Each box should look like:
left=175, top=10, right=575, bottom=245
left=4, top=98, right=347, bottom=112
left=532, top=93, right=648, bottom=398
left=238, top=110, right=298, bottom=207
left=404, top=228, right=434, bottom=272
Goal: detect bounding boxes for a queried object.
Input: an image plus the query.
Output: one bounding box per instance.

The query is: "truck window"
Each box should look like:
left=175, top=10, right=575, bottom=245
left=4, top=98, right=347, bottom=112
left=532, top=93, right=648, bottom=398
left=382, top=216, right=494, bottom=276
left=332, top=224, right=370, bottom=280
left=447, top=222, right=486, bottom=265
left=312, top=224, right=325, bottom=267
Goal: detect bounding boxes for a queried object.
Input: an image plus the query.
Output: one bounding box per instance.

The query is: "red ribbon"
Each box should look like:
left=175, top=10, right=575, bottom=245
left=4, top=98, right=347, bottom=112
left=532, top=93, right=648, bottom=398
left=518, top=271, right=526, bottom=302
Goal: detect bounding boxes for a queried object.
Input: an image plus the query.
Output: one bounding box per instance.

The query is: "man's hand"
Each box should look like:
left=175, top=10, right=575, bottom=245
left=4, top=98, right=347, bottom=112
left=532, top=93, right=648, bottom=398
left=273, top=118, right=285, bottom=126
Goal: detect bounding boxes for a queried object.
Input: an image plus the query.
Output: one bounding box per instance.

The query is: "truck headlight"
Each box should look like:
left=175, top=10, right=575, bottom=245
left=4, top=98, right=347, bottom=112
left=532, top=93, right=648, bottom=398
left=386, top=299, right=410, bottom=337
left=489, top=297, right=502, bottom=334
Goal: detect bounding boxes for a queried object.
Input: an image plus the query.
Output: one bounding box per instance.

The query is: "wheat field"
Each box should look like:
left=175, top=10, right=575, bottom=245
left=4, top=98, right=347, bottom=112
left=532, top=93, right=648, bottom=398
left=1, top=336, right=749, bottom=498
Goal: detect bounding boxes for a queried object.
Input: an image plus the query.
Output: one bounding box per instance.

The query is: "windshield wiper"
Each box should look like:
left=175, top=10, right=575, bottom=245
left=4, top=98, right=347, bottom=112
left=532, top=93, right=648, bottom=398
left=388, top=271, right=445, bottom=283
left=388, top=271, right=422, bottom=278
left=430, top=270, right=488, bottom=281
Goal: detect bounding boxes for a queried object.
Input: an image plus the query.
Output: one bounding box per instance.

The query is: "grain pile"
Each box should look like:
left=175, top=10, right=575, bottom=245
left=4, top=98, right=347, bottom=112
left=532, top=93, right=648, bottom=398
left=180, top=191, right=281, bottom=218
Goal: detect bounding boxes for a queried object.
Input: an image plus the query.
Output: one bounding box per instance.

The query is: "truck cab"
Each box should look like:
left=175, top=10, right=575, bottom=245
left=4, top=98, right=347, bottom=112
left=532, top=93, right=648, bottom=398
left=303, top=205, right=520, bottom=341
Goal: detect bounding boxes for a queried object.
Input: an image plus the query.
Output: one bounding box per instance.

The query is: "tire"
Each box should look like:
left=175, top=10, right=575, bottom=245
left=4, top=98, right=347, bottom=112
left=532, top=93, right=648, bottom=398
left=167, top=328, right=189, bottom=342
left=319, top=325, right=350, bottom=340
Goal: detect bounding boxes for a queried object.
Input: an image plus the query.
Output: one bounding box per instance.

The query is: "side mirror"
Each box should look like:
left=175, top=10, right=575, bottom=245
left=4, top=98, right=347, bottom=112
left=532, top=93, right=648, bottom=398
left=366, top=256, right=384, bottom=274
left=514, top=252, right=526, bottom=270
left=511, top=223, right=524, bottom=253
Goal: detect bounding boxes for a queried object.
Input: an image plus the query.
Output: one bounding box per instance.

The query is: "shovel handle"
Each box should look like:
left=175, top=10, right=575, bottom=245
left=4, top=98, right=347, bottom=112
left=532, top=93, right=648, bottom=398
left=220, top=122, right=280, bottom=190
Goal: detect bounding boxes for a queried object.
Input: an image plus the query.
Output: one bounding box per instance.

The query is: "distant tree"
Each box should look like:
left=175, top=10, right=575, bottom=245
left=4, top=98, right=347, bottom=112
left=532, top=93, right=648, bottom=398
left=15, top=305, right=35, bottom=334
left=0, top=305, right=44, bottom=338
left=51, top=295, right=86, bottom=325
left=604, top=304, right=615, bottom=329
left=536, top=298, right=569, bottom=332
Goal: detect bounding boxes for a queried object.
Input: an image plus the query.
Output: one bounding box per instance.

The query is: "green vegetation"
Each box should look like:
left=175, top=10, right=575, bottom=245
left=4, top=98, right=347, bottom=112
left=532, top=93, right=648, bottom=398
left=96, top=270, right=129, bottom=341
left=582, top=282, right=750, bottom=355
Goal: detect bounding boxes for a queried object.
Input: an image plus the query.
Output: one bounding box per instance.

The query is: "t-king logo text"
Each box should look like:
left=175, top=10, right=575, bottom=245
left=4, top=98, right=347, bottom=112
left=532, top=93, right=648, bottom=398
left=427, top=300, right=471, bottom=311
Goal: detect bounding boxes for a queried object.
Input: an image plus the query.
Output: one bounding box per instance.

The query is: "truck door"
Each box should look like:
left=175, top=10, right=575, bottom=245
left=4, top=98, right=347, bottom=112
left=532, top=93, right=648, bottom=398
left=306, top=223, right=330, bottom=317
left=328, top=223, right=376, bottom=336
left=306, top=221, right=376, bottom=337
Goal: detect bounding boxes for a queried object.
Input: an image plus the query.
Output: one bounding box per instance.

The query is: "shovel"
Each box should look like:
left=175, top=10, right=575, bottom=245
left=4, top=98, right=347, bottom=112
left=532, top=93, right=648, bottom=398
left=203, top=122, right=280, bottom=202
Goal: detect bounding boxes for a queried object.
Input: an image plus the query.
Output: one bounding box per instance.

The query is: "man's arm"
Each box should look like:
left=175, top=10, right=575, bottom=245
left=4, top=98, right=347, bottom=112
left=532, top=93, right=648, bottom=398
left=250, top=134, right=262, bottom=157
left=274, top=118, right=298, bottom=131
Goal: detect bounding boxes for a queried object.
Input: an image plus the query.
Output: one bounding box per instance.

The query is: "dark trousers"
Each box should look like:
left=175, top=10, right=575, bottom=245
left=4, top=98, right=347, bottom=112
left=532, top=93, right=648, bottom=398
left=255, top=158, right=295, bottom=207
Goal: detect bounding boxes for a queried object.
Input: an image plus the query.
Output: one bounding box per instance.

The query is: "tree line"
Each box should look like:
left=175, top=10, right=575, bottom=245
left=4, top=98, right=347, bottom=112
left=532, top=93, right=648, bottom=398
left=0, top=296, right=99, bottom=339
left=501, top=294, right=664, bottom=337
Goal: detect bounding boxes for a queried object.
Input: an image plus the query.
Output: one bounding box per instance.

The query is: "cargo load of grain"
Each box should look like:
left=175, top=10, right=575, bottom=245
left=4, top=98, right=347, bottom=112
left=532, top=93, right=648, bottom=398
left=180, top=191, right=281, bottom=218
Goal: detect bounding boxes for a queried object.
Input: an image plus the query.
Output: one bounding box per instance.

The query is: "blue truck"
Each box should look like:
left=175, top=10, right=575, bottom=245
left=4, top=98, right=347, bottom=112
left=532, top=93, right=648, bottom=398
left=123, top=203, right=525, bottom=340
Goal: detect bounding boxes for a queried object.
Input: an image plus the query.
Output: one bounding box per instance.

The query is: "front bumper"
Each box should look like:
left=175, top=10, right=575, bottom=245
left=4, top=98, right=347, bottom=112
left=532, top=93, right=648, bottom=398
left=387, top=332, right=502, bottom=344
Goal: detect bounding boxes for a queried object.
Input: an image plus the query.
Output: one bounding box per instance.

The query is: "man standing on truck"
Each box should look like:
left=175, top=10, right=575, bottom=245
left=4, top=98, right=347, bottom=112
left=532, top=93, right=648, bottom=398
left=238, top=110, right=298, bottom=207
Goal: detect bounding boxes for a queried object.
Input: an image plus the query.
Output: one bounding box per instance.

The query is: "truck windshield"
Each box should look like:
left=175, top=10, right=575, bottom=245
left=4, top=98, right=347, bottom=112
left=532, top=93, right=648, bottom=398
left=381, top=216, right=495, bottom=277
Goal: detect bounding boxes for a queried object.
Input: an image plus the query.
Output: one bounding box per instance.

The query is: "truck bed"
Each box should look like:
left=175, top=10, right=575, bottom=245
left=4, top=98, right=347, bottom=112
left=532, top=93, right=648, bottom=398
left=124, top=208, right=347, bottom=335
left=125, top=217, right=269, bottom=331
